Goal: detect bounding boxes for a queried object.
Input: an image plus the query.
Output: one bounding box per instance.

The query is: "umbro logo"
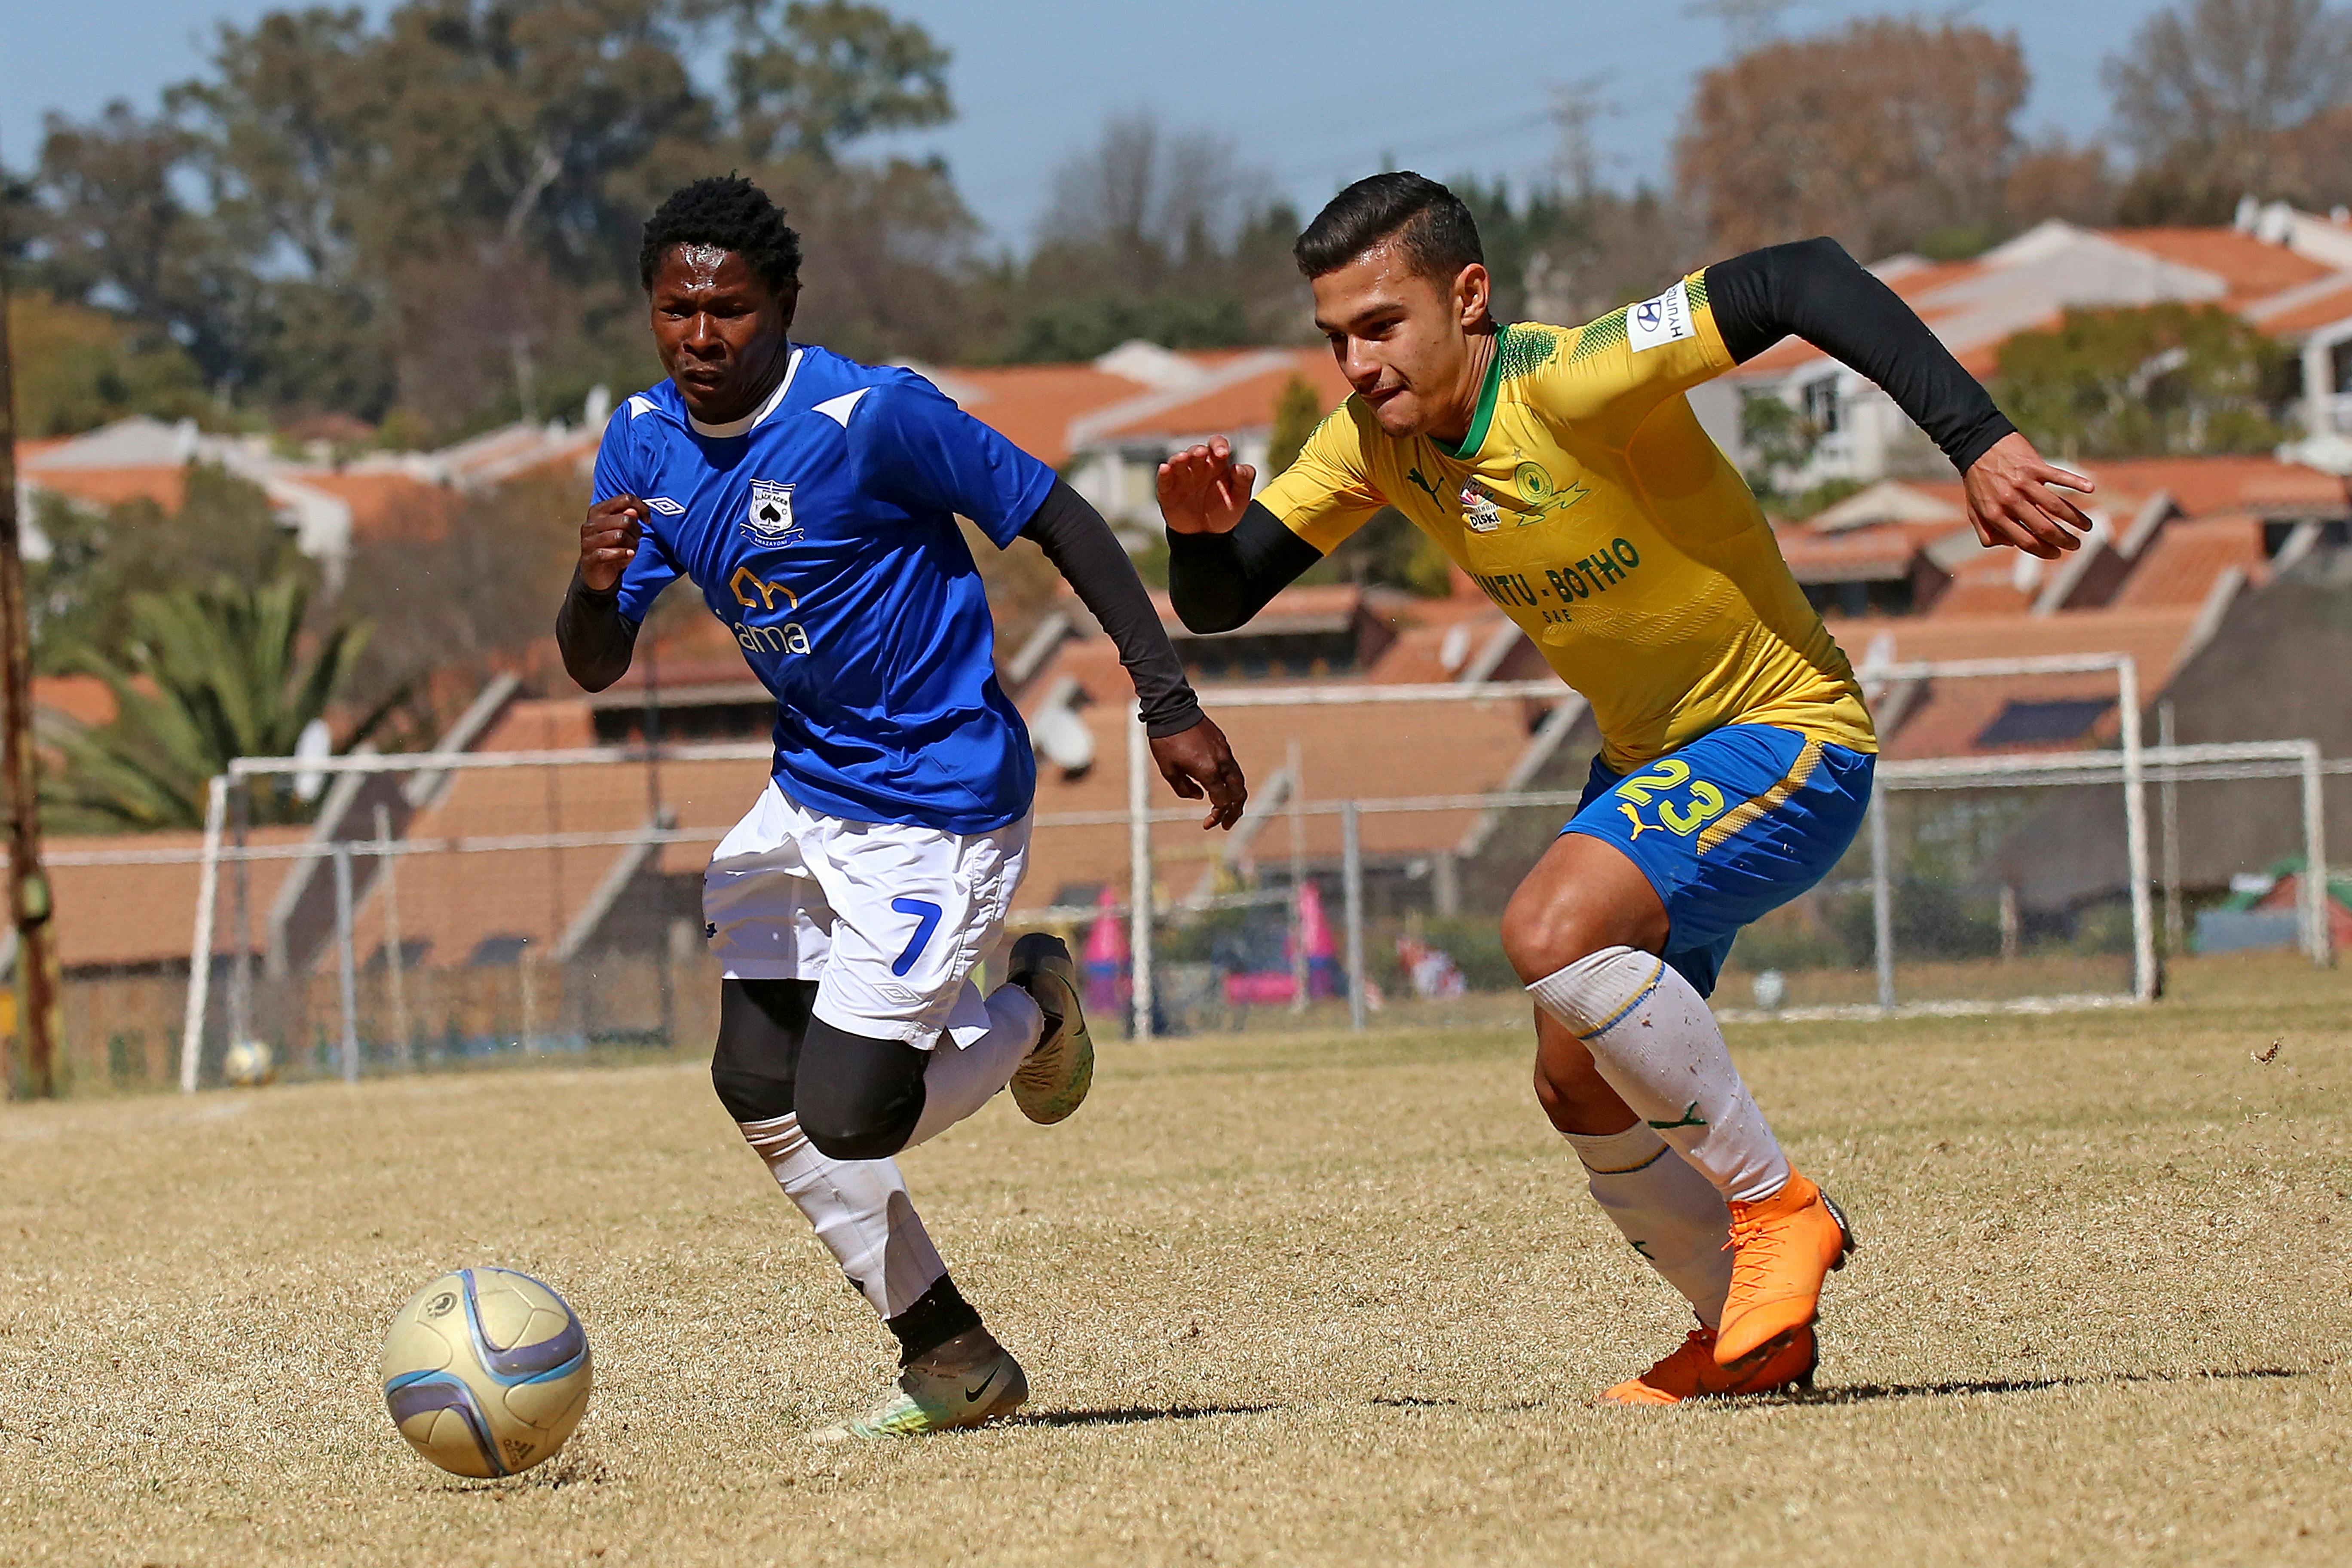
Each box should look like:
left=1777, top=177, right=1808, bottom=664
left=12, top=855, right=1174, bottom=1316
left=644, top=496, right=686, bottom=515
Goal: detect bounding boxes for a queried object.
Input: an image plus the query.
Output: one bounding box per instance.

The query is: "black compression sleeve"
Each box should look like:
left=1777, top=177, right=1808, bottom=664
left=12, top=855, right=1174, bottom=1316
left=555, top=568, right=640, bottom=692
left=1019, top=479, right=1204, bottom=739
left=1706, top=237, right=2018, bottom=474
left=1165, top=501, right=1323, bottom=634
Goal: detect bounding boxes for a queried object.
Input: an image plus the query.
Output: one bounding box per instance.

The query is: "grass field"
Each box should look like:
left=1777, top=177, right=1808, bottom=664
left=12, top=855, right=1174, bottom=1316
left=2, top=953, right=2348, bottom=1566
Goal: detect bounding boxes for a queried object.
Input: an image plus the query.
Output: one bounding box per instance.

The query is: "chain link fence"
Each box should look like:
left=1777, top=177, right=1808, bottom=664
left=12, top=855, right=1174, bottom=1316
left=12, top=669, right=2340, bottom=1094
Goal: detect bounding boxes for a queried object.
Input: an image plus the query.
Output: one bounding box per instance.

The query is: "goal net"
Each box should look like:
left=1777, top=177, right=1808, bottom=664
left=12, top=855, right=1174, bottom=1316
left=126, top=655, right=2332, bottom=1088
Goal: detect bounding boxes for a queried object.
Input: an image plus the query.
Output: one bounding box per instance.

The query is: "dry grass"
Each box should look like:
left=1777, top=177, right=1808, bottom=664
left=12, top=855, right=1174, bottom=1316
left=3, top=952, right=2349, bottom=1566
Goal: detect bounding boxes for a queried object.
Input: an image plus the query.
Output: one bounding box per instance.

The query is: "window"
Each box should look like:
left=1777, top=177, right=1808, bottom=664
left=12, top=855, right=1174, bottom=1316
left=1799, top=577, right=1915, bottom=617
left=467, top=935, right=533, bottom=967
left=591, top=699, right=774, bottom=744
left=2331, top=337, right=2352, bottom=396
left=2262, top=518, right=2352, bottom=557
left=1801, top=374, right=1842, bottom=435
left=1974, top=699, right=2113, bottom=747
left=368, top=939, right=432, bottom=971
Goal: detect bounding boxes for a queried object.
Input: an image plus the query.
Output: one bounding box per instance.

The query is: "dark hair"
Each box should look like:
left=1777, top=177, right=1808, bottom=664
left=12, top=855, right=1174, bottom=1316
left=638, top=175, right=802, bottom=295
left=1293, top=172, right=1483, bottom=282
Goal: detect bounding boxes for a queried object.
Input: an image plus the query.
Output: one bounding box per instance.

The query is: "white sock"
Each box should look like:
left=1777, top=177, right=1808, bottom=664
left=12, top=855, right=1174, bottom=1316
left=737, top=1112, right=947, bottom=1320
left=1528, top=946, right=1791, bottom=1203
left=906, top=983, right=1041, bottom=1148
left=1562, top=1121, right=1733, bottom=1328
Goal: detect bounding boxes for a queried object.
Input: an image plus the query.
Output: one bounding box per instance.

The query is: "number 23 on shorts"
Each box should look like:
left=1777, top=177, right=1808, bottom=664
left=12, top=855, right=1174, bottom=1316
left=1615, top=757, right=1727, bottom=837
left=889, top=897, right=943, bottom=977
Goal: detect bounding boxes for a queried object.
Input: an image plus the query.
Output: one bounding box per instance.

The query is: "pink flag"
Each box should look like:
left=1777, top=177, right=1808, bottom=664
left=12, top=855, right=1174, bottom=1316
left=1295, top=879, right=1336, bottom=961
left=1084, top=885, right=1128, bottom=967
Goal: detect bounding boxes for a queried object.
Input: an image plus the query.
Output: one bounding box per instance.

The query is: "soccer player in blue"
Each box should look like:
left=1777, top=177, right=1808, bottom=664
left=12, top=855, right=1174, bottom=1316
left=557, top=177, right=1246, bottom=1440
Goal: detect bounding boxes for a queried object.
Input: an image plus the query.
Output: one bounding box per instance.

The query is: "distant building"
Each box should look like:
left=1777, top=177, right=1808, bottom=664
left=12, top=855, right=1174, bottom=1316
left=917, top=342, right=1352, bottom=530
left=14, top=399, right=603, bottom=584
left=1709, top=202, right=2352, bottom=488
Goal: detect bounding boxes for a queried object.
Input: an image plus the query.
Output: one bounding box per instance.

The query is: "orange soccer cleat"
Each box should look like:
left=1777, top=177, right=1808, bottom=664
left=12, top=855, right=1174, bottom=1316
left=1715, top=1171, right=1856, bottom=1366
left=1596, top=1324, right=1818, bottom=1407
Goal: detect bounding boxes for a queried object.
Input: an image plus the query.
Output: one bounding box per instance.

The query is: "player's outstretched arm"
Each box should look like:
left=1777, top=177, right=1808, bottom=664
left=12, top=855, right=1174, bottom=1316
left=1159, top=436, right=1323, bottom=634
left=1706, top=238, right=2093, bottom=560
left=1020, top=480, right=1248, bottom=830
left=556, top=496, right=645, bottom=692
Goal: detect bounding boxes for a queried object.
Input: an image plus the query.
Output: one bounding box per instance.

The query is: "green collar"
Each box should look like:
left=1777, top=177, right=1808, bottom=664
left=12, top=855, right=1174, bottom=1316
left=1431, top=326, right=1507, bottom=461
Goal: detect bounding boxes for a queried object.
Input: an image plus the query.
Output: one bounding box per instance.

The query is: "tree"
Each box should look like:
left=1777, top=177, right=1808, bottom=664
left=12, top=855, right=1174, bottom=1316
left=1037, top=112, right=1268, bottom=295
left=5, top=290, right=208, bottom=437
left=43, top=575, right=386, bottom=831
left=22, top=101, right=253, bottom=393
left=29, top=464, right=303, bottom=671
left=1263, top=375, right=1325, bottom=478
left=724, top=0, right=952, bottom=162
left=2004, top=137, right=2121, bottom=231
left=1992, top=303, right=2294, bottom=459
left=992, top=110, right=1301, bottom=363
left=20, top=0, right=977, bottom=435
left=2106, top=0, right=2352, bottom=218
left=1675, top=18, right=2029, bottom=260
left=329, top=466, right=579, bottom=735
left=1455, top=178, right=1697, bottom=328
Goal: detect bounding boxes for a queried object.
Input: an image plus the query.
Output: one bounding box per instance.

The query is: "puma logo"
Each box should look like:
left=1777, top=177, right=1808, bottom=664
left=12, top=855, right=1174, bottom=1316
left=1406, top=466, right=1441, bottom=501
left=1646, top=1102, right=1707, bottom=1131
left=1618, top=803, right=1660, bottom=839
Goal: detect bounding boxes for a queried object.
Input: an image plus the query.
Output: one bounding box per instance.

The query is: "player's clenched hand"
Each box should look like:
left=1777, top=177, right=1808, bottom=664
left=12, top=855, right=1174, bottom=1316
left=1151, top=716, right=1248, bottom=831
left=1157, top=436, right=1257, bottom=536
left=1964, top=432, right=2094, bottom=561
left=579, top=496, right=644, bottom=593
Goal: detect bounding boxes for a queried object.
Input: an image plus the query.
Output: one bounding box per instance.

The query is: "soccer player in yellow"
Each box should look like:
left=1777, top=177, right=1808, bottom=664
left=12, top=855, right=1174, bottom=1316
left=1160, top=173, right=2093, bottom=1403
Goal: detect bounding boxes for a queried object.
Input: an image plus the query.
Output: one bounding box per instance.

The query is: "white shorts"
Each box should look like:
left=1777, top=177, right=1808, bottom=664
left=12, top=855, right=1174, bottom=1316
left=702, top=782, right=1031, bottom=1050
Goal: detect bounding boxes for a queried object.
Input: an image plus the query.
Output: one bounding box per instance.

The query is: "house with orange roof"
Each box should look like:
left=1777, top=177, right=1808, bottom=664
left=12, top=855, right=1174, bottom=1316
left=15, top=393, right=602, bottom=589
left=1770, top=454, right=2349, bottom=624
left=1721, top=201, right=2352, bottom=488
left=921, top=340, right=1352, bottom=527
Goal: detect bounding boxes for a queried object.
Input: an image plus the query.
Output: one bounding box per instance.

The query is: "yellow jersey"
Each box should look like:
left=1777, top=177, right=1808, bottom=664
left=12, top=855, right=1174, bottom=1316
left=1257, top=272, right=1876, bottom=773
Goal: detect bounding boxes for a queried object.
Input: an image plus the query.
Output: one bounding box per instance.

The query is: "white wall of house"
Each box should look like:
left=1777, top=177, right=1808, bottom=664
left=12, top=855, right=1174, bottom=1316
left=1069, top=428, right=1275, bottom=530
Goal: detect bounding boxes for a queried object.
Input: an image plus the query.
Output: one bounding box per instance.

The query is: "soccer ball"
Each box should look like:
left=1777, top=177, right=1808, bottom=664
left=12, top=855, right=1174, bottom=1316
left=222, top=1039, right=275, bottom=1086
left=379, top=1267, right=593, bottom=1478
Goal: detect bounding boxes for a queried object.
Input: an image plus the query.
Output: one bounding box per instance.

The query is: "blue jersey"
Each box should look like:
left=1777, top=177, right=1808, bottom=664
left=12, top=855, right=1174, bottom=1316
left=595, top=345, right=1057, bottom=833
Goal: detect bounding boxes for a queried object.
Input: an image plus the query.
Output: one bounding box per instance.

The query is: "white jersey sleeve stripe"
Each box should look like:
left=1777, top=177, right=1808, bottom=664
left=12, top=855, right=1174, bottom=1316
left=813, top=388, right=870, bottom=428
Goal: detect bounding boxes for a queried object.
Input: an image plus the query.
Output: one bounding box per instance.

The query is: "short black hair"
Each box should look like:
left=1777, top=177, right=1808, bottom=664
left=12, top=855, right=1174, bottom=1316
left=1293, top=172, right=1483, bottom=283
left=638, top=175, right=802, bottom=295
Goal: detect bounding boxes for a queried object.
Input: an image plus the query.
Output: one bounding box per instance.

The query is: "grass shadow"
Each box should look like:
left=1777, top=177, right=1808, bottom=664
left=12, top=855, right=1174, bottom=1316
left=1009, top=1402, right=1279, bottom=1430
left=1789, top=1364, right=2315, bottom=1408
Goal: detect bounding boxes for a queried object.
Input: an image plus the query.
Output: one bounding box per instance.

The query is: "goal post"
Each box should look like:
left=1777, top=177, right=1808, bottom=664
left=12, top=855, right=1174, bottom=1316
left=145, top=659, right=2334, bottom=1087
left=1093, top=655, right=2334, bottom=1036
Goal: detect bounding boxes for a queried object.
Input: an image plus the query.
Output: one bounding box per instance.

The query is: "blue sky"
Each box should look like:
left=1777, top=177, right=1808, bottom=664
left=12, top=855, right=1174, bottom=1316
left=6, top=0, right=2172, bottom=250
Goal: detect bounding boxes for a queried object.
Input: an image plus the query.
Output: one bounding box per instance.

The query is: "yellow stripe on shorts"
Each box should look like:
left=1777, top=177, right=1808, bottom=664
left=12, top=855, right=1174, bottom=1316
left=1696, top=736, right=1826, bottom=854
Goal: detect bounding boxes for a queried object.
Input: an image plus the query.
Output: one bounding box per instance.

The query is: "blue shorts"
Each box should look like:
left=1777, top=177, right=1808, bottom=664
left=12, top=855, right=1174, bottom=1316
left=1562, top=724, right=1874, bottom=998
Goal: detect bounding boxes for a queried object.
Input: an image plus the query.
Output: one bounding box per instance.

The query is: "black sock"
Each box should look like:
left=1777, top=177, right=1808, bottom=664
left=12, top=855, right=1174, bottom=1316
left=886, top=1274, right=983, bottom=1366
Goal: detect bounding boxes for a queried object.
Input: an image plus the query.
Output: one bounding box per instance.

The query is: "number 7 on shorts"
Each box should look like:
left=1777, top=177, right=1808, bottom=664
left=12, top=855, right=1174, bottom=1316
left=889, top=897, right=944, bottom=977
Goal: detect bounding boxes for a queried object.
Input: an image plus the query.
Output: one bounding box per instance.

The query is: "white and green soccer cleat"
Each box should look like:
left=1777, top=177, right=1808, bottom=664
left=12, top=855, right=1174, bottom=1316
left=1006, top=932, right=1094, bottom=1125
left=809, top=1330, right=1029, bottom=1442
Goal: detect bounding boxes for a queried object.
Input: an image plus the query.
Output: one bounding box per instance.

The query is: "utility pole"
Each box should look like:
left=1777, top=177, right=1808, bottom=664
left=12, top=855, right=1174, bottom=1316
left=0, top=198, right=64, bottom=1096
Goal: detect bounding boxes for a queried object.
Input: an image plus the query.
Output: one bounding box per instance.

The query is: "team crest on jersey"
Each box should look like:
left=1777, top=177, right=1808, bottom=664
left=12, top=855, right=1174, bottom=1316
left=1461, top=478, right=1504, bottom=534
left=744, top=479, right=802, bottom=543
